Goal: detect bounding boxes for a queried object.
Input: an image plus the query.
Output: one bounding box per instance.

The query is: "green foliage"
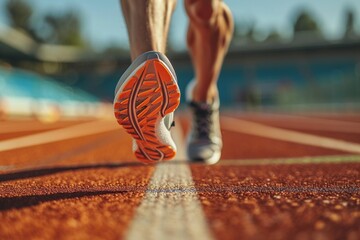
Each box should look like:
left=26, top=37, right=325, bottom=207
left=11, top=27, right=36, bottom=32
left=5, top=0, right=87, bottom=47
left=44, top=11, right=86, bottom=47
left=264, top=30, right=281, bottom=43
left=6, top=0, right=32, bottom=31
left=231, top=21, right=257, bottom=45
left=293, top=10, right=322, bottom=36
left=343, top=8, right=357, bottom=38
left=102, top=45, right=129, bottom=57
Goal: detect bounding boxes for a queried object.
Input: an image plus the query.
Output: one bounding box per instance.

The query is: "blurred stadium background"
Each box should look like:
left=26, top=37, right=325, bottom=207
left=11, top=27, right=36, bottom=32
left=0, top=0, right=359, bottom=120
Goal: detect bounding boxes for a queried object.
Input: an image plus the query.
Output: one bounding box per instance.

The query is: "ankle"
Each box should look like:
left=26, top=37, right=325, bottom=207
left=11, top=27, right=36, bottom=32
left=191, top=84, right=218, bottom=104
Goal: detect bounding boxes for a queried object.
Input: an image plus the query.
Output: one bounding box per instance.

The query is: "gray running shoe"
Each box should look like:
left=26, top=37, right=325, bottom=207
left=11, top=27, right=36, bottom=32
left=114, top=51, right=180, bottom=163
left=186, top=81, right=222, bottom=164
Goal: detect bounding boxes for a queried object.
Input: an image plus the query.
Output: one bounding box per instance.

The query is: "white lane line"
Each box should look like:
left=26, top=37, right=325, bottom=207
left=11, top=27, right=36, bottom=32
left=126, top=119, right=214, bottom=240
left=218, top=155, right=360, bottom=166
left=221, top=116, right=360, bottom=154
left=0, top=123, right=70, bottom=134
left=126, top=163, right=214, bottom=240
left=0, top=120, right=119, bottom=152
left=0, top=165, right=15, bottom=171
left=234, top=113, right=360, bottom=133
left=299, top=112, right=360, bottom=121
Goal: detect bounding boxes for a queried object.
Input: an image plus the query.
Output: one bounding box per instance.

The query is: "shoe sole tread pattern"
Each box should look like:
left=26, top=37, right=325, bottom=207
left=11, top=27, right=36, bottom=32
left=114, top=59, right=180, bottom=163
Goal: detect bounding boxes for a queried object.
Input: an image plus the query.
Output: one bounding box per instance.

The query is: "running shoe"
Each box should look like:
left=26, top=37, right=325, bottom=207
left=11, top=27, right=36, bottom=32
left=114, top=51, right=180, bottom=163
left=186, top=80, right=222, bottom=164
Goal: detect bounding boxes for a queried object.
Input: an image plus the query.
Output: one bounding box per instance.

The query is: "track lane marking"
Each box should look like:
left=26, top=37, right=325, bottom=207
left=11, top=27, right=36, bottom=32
left=0, top=120, right=119, bottom=152
left=230, top=113, right=360, bottom=133
left=0, top=124, right=73, bottom=134
left=0, top=131, right=124, bottom=172
left=0, top=165, right=14, bottom=171
left=217, top=155, right=360, bottom=166
left=126, top=118, right=214, bottom=240
left=221, top=116, right=360, bottom=154
left=0, top=120, right=91, bottom=133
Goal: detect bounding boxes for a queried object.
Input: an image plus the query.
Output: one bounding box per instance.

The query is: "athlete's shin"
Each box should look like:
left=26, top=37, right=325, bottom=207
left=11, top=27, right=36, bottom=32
left=121, top=0, right=177, bottom=60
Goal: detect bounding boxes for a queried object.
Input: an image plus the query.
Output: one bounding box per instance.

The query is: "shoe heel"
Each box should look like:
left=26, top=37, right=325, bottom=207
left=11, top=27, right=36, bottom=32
left=114, top=59, right=180, bottom=163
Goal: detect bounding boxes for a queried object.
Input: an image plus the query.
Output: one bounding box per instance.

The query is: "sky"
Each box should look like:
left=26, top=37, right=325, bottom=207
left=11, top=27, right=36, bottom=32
left=0, top=0, right=360, bottom=51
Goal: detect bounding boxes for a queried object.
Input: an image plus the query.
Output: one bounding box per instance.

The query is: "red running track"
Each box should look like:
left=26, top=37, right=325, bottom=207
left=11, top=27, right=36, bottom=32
left=0, top=112, right=359, bottom=240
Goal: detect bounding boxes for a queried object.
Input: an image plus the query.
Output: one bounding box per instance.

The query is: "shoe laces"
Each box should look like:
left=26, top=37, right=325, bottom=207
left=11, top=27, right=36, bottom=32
left=189, top=101, right=214, bottom=139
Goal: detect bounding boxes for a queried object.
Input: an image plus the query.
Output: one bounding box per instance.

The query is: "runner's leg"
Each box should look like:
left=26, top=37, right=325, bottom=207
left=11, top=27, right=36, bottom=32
left=121, top=0, right=177, bottom=60
left=185, top=0, right=234, bottom=103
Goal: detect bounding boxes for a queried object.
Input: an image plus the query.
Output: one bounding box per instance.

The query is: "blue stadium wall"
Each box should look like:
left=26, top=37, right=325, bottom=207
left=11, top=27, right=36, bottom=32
left=50, top=41, right=360, bottom=109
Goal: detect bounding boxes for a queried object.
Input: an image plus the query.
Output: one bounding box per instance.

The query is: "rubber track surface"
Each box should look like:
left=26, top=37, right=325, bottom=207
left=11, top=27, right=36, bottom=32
left=0, top=113, right=359, bottom=240
left=191, top=163, right=359, bottom=240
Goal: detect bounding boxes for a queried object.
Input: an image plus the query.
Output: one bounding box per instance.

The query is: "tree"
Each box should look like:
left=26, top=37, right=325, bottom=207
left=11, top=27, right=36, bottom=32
left=293, top=10, right=322, bottom=38
left=264, top=30, right=281, bottom=43
left=231, top=20, right=257, bottom=46
left=244, top=23, right=256, bottom=42
left=343, top=8, right=357, bottom=39
left=44, top=11, right=87, bottom=47
left=6, top=0, right=32, bottom=32
left=5, top=0, right=44, bottom=41
left=102, top=44, right=129, bottom=57
left=5, top=0, right=87, bottom=47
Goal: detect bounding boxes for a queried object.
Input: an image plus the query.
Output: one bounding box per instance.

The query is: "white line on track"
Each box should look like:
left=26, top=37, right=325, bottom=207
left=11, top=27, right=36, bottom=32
left=0, top=165, right=15, bottom=171
left=0, top=120, right=119, bottom=152
left=0, top=123, right=67, bottom=134
left=234, top=113, right=360, bottom=133
left=221, top=116, right=360, bottom=154
left=126, top=118, right=214, bottom=240
left=218, top=154, right=360, bottom=166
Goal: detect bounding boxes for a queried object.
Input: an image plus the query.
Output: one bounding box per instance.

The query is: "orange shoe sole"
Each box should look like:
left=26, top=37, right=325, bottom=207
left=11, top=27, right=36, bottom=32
left=114, top=59, right=180, bottom=163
